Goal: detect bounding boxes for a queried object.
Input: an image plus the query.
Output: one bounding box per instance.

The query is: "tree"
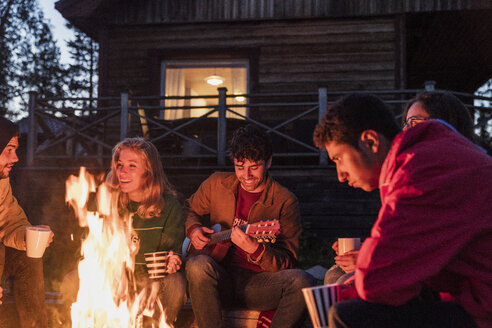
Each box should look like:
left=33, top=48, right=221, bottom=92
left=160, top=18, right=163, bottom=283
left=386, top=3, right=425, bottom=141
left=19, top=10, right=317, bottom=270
left=16, top=10, right=67, bottom=105
left=66, top=25, right=98, bottom=105
left=0, top=0, right=37, bottom=116
left=475, top=78, right=492, bottom=153
left=0, top=0, right=66, bottom=118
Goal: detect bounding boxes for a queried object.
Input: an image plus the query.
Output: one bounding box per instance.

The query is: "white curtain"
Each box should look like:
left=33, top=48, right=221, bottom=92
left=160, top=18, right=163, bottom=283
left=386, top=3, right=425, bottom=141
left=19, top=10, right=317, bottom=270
left=164, top=69, right=185, bottom=120
left=230, top=68, right=247, bottom=119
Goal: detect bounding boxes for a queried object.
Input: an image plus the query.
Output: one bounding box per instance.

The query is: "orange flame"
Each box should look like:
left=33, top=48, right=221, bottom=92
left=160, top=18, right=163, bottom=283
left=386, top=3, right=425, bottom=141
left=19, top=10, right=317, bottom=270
left=66, top=167, right=170, bottom=327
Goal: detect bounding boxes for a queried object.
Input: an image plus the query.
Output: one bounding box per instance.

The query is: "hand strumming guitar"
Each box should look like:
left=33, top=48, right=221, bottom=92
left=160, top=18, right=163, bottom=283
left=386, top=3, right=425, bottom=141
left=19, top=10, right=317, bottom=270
left=189, top=226, right=215, bottom=250
left=231, top=226, right=259, bottom=254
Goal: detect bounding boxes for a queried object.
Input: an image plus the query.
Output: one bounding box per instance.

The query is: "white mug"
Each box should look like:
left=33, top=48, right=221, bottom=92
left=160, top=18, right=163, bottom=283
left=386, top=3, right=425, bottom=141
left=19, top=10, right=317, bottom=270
left=338, top=238, right=361, bottom=255
left=26, top=226, right=51, bottom=258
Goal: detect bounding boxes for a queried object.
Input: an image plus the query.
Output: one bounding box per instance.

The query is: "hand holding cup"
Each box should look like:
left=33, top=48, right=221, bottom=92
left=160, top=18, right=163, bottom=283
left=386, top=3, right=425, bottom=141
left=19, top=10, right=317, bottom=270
left=334, top=238, right=361, bottom=273
left=166, top=251, right=182, bottom=274
left=335, top=250, right=359, bottom=273
left=38, top=225, right=54, bottom=246
left=25, top=225, right=53, bottom=258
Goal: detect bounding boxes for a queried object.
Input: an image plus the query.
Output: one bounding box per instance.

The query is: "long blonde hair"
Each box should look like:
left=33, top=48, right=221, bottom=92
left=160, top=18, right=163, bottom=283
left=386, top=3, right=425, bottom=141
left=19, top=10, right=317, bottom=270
left=106, top=137, right=177, bottom=218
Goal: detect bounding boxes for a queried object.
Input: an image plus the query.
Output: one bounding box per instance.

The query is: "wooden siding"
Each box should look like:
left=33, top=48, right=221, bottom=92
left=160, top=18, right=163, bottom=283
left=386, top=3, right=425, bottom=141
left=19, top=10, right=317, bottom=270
left=99, top=17, right=396, bottom=97
left=105, top=0, right=492, bottom=25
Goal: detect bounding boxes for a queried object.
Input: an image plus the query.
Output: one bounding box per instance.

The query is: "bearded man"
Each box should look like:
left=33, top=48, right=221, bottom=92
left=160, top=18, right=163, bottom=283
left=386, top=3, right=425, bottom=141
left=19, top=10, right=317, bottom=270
left=0, top=117, right=54, bottom=328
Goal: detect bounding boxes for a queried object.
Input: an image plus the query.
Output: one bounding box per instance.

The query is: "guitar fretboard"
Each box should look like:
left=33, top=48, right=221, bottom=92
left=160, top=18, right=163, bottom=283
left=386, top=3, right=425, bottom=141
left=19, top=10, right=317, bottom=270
left=209, top=225, right=248, bottom=245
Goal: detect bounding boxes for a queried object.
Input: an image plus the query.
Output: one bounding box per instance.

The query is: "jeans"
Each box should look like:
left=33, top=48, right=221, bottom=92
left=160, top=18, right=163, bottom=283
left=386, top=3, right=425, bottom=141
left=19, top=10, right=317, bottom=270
left=1, top=247, right=48, bottom=328
left=329, top=298, right=478, bottom=328
left=135, top=266, right=187, bottom=325
left=324, top=265, right=354, bottom=285
left=185, top=254, right=315, bottom=328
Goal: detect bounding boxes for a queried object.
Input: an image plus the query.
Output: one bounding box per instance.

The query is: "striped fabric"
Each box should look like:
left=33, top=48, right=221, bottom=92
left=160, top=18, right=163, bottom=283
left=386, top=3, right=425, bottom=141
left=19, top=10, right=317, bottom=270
left=302, top=284, right=341, bottom=328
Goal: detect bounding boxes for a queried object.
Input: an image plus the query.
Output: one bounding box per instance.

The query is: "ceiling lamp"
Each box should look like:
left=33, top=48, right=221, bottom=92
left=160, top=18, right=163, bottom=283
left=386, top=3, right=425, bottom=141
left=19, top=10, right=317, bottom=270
left=205, top=75, right=224, bottom=86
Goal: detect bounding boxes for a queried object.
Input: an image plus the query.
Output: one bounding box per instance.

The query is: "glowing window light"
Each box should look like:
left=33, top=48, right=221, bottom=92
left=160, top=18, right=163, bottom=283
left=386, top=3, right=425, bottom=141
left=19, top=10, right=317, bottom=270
left=205, top=75, right=224, bottom=86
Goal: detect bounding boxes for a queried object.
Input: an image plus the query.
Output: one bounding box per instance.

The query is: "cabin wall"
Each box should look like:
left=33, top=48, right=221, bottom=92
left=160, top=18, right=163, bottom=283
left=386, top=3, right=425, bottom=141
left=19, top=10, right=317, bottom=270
left=105, top=0, right=491, bottom=24
left=98, top=17, right=396, bottom=97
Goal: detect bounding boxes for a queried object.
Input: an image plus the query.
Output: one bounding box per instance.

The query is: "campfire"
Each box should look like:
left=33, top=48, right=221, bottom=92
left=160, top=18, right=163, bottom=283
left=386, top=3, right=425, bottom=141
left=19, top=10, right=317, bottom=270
left=65, top=167, right=170, bottom=327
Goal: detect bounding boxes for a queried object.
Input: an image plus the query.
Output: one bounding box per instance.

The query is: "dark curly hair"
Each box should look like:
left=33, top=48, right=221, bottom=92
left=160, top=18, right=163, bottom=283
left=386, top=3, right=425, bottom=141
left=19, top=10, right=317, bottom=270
left=313, top=93, right=400, bottom=148
left=229, top=124, right=272, bottom=162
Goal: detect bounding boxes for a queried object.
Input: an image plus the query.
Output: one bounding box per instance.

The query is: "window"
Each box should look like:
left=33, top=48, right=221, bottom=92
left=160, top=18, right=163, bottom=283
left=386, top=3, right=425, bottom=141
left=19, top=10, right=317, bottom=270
left=161, top=59, right=249, bottom=120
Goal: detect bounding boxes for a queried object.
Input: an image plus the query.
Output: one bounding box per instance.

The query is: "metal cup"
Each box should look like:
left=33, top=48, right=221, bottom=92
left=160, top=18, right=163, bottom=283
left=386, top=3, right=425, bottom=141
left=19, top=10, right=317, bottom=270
left=144, top=251, right=169, bottom=279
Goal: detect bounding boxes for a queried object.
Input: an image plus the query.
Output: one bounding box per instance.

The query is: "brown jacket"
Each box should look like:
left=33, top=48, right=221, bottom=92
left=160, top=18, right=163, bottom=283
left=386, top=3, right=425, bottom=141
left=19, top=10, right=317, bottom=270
left=185, top=172, right=301, bottom=272
left=0, top=178, right=31, bottom=278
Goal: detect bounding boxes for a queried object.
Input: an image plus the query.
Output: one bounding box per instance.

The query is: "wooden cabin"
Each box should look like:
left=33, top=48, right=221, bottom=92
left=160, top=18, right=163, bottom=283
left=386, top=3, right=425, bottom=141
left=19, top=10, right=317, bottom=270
left=3, top=2, right=488, bottom=325
left=9, top=2, right=491, bottom=288
left=49, top=0, right=491, bottom=226
left=51, top=0, right=492, bottom=163
left=55, top=0, right=491, bottom=97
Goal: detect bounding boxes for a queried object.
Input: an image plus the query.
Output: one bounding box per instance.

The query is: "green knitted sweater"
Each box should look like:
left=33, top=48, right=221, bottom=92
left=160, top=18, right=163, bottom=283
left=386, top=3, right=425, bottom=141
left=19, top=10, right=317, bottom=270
left=128, top=194, right=184, bottom=266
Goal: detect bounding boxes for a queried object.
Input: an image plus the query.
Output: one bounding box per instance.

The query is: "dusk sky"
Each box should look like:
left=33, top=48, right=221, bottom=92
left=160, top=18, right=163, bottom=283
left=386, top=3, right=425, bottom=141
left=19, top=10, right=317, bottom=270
left=39, top=0, right=74, bottom=64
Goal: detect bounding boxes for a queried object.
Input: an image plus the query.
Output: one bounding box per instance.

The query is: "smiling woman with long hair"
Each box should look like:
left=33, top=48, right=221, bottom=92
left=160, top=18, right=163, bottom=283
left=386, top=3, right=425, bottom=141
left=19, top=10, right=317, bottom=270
left=106, top=137, right=186, bottom=325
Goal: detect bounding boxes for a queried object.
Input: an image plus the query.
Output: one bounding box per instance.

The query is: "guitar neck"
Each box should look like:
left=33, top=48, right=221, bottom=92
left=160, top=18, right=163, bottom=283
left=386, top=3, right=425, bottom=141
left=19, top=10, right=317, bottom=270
left=209, top=225, right=247, bottom=245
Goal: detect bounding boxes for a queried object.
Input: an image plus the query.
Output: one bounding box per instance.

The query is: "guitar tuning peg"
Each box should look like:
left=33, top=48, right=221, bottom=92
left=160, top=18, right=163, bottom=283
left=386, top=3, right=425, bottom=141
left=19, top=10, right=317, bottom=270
left=271, top=238, right=276, bottom=244
left=257, top=237, right=264, bottom=243
left=264, top=238, right=270, bottom=243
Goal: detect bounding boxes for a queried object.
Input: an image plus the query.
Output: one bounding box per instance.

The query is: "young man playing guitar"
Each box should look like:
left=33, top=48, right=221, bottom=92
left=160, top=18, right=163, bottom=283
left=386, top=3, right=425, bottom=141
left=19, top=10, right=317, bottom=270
left=185, top=124, right=314, bottom=328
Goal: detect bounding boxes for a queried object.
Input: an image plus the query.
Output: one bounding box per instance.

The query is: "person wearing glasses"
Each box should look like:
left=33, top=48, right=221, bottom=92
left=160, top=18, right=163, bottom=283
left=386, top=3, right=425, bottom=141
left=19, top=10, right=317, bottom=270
left=325, top=91, right=479, bottom=287
left=401, top=91, right=475, bottom=142
left=313, top=93, right=491, bottom=328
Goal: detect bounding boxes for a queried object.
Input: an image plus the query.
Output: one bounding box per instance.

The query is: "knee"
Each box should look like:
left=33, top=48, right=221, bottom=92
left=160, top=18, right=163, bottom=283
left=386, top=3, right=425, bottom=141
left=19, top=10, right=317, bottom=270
left=166, top=272, right=187, bottom=295
left=336, top=272, right=354, bottom=285
left=285, top=269, right=315, bottom=290
left=161, top=272, right=187, bottom=304
left=185, top=255, right=215, bottom=281
left=325, top=265, right=345, bottom=285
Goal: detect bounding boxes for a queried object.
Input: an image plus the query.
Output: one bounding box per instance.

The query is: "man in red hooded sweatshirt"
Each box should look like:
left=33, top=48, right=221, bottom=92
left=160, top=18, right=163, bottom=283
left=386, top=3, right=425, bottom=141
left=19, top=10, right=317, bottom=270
left=313, top=93, right=491, bottom=328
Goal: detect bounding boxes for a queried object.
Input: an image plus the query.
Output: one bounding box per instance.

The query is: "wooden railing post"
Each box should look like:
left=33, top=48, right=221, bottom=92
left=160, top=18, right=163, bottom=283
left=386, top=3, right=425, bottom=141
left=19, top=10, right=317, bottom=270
left=318, top=88, right=328, bottom=166
left=217, top=87, right=228, bottom=166
left=26, top=91, right=38, bottom=167
left=120, top=92, right=129, bottom=140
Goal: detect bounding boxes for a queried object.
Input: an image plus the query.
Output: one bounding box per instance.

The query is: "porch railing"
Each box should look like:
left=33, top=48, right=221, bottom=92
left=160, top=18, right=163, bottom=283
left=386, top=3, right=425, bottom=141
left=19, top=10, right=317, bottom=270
left=25, top=83, right=491, bottom=169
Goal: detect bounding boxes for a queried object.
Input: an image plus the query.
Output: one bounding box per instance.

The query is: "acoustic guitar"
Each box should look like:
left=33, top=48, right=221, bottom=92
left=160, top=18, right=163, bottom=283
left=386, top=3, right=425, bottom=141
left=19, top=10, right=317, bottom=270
left=182, top=220, right=281, bottom=262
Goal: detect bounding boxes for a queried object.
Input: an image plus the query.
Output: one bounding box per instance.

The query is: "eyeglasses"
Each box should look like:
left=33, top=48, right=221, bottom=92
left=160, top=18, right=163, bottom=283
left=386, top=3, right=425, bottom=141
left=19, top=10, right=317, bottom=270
left=403, top=115, right=430, bottom=129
